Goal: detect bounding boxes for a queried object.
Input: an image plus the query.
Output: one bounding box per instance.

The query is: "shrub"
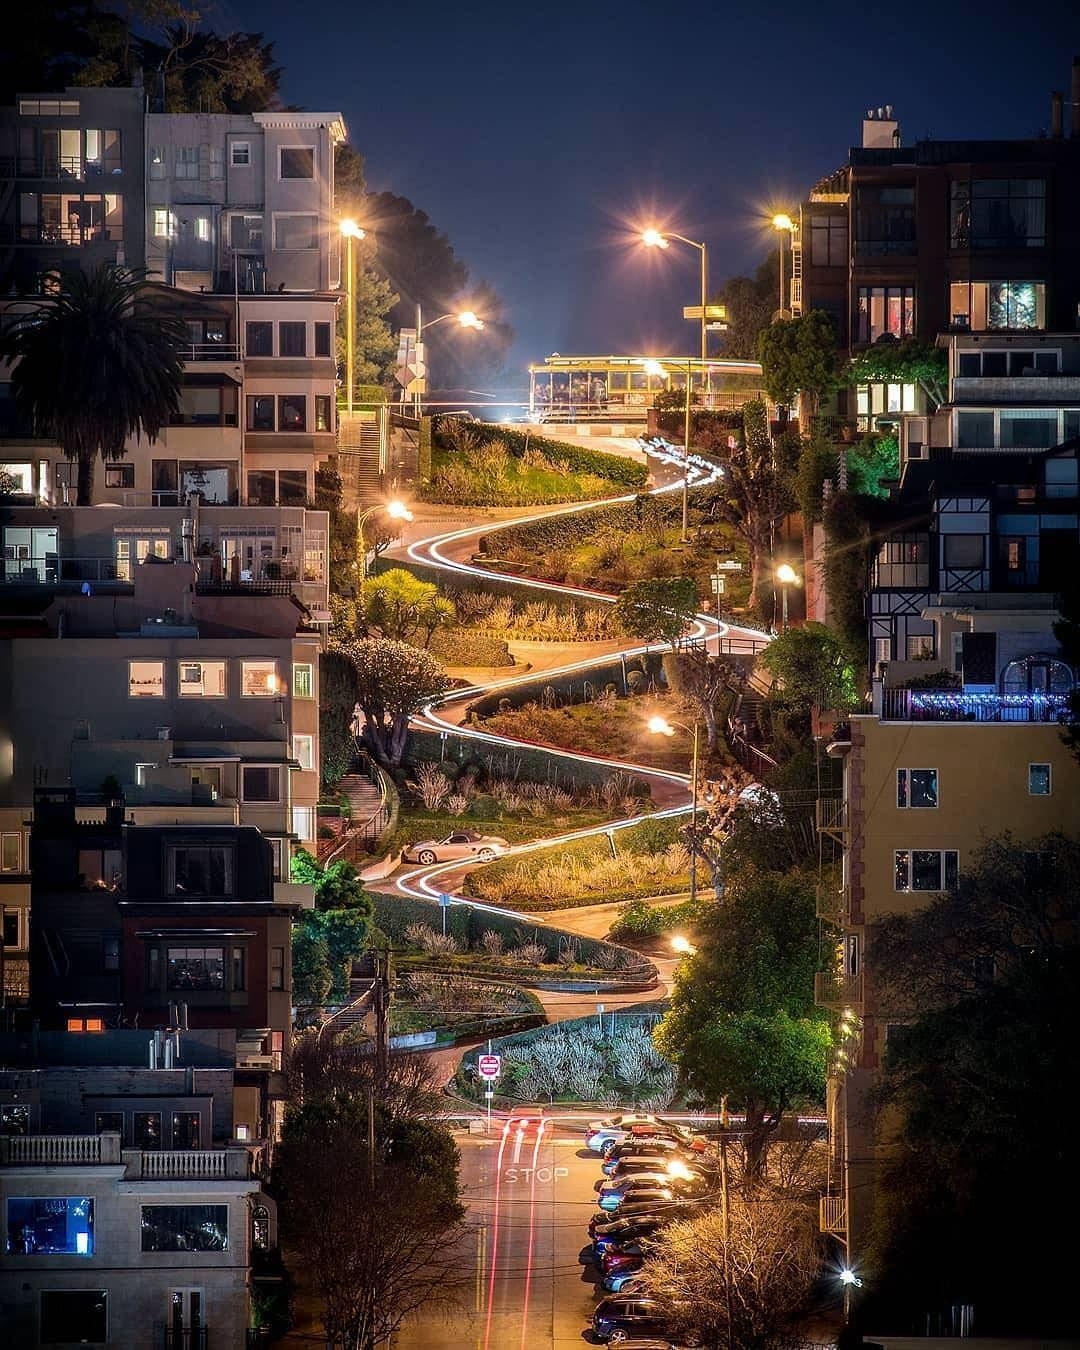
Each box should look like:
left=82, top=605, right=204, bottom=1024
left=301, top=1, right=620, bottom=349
left=409, top=762, right=451, bottom=811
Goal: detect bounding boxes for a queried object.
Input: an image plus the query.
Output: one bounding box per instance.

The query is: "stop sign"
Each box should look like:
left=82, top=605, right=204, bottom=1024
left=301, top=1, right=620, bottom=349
left=478, top=1054, right=501, bottom=1080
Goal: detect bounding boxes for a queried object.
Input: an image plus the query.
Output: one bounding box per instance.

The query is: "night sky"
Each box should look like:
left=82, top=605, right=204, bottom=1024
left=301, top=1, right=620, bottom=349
left=221, top=0, right=1078, bottom=391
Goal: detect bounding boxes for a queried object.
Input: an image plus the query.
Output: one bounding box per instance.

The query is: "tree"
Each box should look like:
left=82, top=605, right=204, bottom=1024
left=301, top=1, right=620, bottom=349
left=850, top=338, right=948, bottom=411
left=613, top=576, right=698, bottom=649
left=759, top=622, right=856, bottom=719
left=334, top=144, right=398, bottom=387
left=291, top=923, right=332, bottom=1007
left=296, top=908, right=369, bottom=1001
left=636, top=1186, right=822, bottom=1350
left=715, top=253, right=780, bottom=359
left=0, top=266, right=186, bottom=504
left=273, top=1093, right=467, bottom=1350
left=291, top=847, right=373, bottom=914
left=857, top=835, right=1080, bottom=1337
left=360, top=568, right=455, bottom=646
left=654, top=867, right=829, bottom=1175
left=662, top=650, right=736, bottom=750
left=319, top=649, right=359, bottom=787
left=696, top=400, right=797, bottom=615
left=139, top=25, right=283, bottom=113
left=757, top=310, right=841, bottom=422
left=339, top=637, right=450, bottom=771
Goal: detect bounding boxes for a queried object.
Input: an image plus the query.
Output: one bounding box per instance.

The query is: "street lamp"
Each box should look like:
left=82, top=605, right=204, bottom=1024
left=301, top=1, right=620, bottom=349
left=641, top=228, right=709, bottom=362
left=775, top=562, right=799, bottom=632
left=771, top=213, right=796, bottom=320
left=405, top=307, right=485, bottom=415
left=357, top=499, right=413, bottom=589
left=839, top=1266, right=863, bottom=1322
left=648, top=714, right=700, bottom=904
left=642, top=358, right=692, bottom=542
left=339, top=219, right=366, bottom=414
left=670, top=935, right=697, bottom=956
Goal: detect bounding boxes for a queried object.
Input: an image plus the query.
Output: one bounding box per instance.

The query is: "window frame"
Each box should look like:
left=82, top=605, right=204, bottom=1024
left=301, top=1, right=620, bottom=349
left=1, top=832, right=21, bottom=873
left=272, top=212, right=318, bottom=252
left=6, top=1197, right=94, bottom=1256
left=177, top=660, right=227, bottom=698
left=896, top=768, right=939, bottom=809
left=174, top=146, right=200, bottom=181
left=246, top=394, right=275, bottom=432
left=241, top=764, right=282, bottom=803
left=129, top=659, right=165, bottom=699
left=293, top=662, right=314, bottom=698
left=166, top=844, right=235, bottom=898
left=292, top=733, right=315, bottom=771
left=241, top=659, right=278, bottom=696
left=278, top=321, right=307, bottom=357
left=140, top=1204, right=229, bottom=1253
left=245, top=321, right=273, bottom=357
left=230, top=141, right=251, bottom=167
left=1028, top=762, right=1052, bottom=796
left=278, top=145, right=315, bottom=180
left=894, top=848, right=959, bottom=892
left=278, top=394, right=306, bottom=432
left=314, top=321, right=332, bottom=357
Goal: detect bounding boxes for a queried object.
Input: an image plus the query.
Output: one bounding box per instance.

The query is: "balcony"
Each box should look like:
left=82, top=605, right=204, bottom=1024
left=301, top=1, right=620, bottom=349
left=162, top=1328, right=208, bottom=1350
left=815, top=797, right=848, bottom=840
left=181, top=343, right=240, bottom=363
left=0, top=1134, right=253, bottom=1178
left=0, top=555, right=127, bottom=586
left=815, top=969, right=864, bottom=1011
left=952, top=374, right=1080, bottom=404
left=819, top=1194, right=847, bottom=1236
left=881, top=686, right=1069, bottom=723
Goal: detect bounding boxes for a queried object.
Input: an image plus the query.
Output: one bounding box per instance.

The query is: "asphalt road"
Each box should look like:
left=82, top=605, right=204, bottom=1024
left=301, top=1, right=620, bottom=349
left=391, top=1116, right=607, bottom=1350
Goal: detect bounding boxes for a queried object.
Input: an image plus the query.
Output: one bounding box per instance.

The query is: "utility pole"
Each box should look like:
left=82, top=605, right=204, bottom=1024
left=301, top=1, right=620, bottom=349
left=720, top=1095, right=734, bottom=1350
left=373, top=949, right=391, bottom=1089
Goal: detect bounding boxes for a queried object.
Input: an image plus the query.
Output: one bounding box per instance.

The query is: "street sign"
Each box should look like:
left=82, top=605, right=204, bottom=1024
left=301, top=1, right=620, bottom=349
left=716, top=559, right=744, bottom=572
left=683, top=304, right=728, bottom=320
left=438, top=893, right=451, bottom=908
left=484, top=1089, right=494, bottom=1099
left=711, top=575, right=726, bottom=595
left=478, top=1054, right=502, bottom=1080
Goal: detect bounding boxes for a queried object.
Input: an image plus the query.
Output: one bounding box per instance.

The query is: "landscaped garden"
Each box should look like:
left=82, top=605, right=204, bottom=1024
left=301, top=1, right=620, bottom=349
left=460, top=816, right=694, bottom=913
left=418, top=418, right=647, bottom=506
left=455, top=1012, right=677, bottom=1108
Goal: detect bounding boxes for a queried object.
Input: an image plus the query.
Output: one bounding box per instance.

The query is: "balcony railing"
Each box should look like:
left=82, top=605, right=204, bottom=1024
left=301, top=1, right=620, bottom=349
left=815, top=797, right=849, bottom=838
left=882, top=686, right=1070, bottom=723
left=161, top=1325, right=209, bottom=1349
left=0, top=1133, right=118, bottom=1165
left=1, top=556, right=126, bottom=584
left=125, top=1148, right=252, bottom=1180
left=815, top=970, right=864, bottom=1011
left=819, top=1194, right=847, bottom=1236
left=816, top=883, right=849, bottom=926
left=0, top=154, right=123, bottom=179
left=0, top=1134, right=253, bottom=1178
left=181, top=343, right=240, bottom=362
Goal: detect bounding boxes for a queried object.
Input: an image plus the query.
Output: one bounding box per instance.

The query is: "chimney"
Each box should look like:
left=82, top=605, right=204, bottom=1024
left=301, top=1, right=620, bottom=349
left=1072, top=56, right=1080, bottom=137
left=1051, top=90, right=1064, bottom=138
left=862, top=106, right=900, bottom=150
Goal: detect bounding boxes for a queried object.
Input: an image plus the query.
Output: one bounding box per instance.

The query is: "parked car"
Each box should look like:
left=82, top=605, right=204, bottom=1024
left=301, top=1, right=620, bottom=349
left=592, top=1216, right=669, bottom=1254
left=603, top=1156, right=716, bottom=1183
left=401, top=830, right=510, bottom=865
left=597, top=1185, right=681, bottom=1214
left=600, top=1242, right=653, bottom=1271
left=590, top=1198, right=678, bottom=1233
left=593, top=1295, right=678, bottom=1343
left=596, top=1172, right=713, bottom=1209
left=601, top=1141, right=704, bottom=1176
left=586, top=1114, right=697, bottom=1154
left=601, top=1268, right=647, bottom=1293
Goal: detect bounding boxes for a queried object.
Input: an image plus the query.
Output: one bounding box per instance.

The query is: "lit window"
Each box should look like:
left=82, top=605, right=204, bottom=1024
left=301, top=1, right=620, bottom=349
left=292, top=805, right=315, bottom=840
left=905, top=635, right=934, bottom=660
left=194, top=216, right=210, bottom=242
left=1029, top=763, right=1052, bottom=796
left=178, top=660, right=227, bottom=697
left=242, top=660, right=277, bottom=696
left=153, top=208, right=170, bottom=238
left=129, top=660, right=164, bottom=698
left=315, top=394, right=333, bottom=432
left=278, top=394, right=306, bottom=431
left=230, top=141, right=250, bottom=166
left=6, top=1198, right=94, bottom=1255
left=894, top=849, right=959, bottom=892
left=856, top=286, right=915, bottom=344
left=293, top=663, right=314, bottom=698
left=167, top=946, right=224, bottom=989
left=292, top=734, right=315, bottom=771
left=141, top=1204, right=227, bottom=1252
left=897, top=769, right=938, bottom=809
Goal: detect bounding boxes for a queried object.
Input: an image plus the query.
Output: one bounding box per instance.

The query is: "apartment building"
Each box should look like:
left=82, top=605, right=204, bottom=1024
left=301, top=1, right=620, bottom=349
left=817, top=336, right=1080, bottom=1270
left=793, top=67, right=1080, bottom=432
left=0, top=97, right=345, bottom=509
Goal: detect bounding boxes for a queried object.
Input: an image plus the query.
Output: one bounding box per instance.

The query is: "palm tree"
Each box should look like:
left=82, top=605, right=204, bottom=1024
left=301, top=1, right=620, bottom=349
left=0, top=265, right=187, bottom=505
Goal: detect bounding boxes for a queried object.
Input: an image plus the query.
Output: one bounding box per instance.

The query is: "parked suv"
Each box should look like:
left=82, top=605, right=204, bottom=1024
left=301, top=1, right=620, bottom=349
left=593, top=1295, right=675, bottom=1343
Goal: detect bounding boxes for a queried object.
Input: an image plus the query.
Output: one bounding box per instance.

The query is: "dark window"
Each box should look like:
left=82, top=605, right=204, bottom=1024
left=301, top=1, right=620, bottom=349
left=810, top=213, right=847, bottom=266
left=141, top=1204, right=228, bottom=1252
left=242, top=766, right=280, bottom=802
left=95, top=1111, right=123, bottom=1136
left=1000, top=414, right=1055, bottom=449
left=232, top=946, right=246, bottom=992
left=958, top=352, right=980, bottom=377
left=102, top=935, right=120, bottom=971
left=271, top=945, right=285, bottom=990
left=167, top=946, right=225, bottom=991
left=279, top=147, right=314, bottom=179
left=1, top=1103, right=29, bottom=1134
left=170, top=845, right=233, bottom=896
left=104, top=463, right=134, bottom=489
left=133, top=1111, right=161, bottom=1148
left=273, top=214, right=317, bottom=250
left=229, top=213, right=262, bottom=249
left=41, top=1291, right=107, bottom=1344
left=279, top=321, right=306, bottom=357
left=315, top=394, right=332, bottom=433
left=246, top=321, right=273, bottom=356
left=2, top=911, right=18, bottom=946
left=278, top=469, right=306, bottom=505
left=943, top=534, right=985, bottom=568
left=6, top=1197, right=94, bottom=1255
left=247, top=470, right=276, bottom=505
left=1029, top=762, right=1052, bottom=796
left=951, top=178, right=1046, bottom=249
left=314, top=321, right=332, bottom=357
left=247, top=394, right=275, bottom=431
left=855, top=184, right=915, bottom=255
left=897, top=768, right=938, bottom=809
left=982, top=351, right=1007, bottom=376
left=152, top=459, right=179, bottom=498
left=172, top=1112, right=201, bottom=1149
left=278, top=394, right=305, bottom=431
left=1008, top=351, right=1035, bottom=376
left=1046, top=456, right=1079, bottom=498
left=1034, top=351, right=1058, bottom=373
left=957, top=411, right=994, bottom=448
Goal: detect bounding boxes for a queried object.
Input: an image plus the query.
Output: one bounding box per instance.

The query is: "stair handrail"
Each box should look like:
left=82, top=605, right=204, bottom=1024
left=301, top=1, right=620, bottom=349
left=322, top=742, right=396, bottom=868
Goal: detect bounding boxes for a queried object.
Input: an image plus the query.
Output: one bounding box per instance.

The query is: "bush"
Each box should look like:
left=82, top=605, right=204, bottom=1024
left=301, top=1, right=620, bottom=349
left=433, top=420, right=648, bottom=490
left=428, top=626, right=513, bottom=667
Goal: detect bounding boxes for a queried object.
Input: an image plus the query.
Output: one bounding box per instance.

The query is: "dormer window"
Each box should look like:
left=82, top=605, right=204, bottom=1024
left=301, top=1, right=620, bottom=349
left=167, top=844, right=234, bottom=896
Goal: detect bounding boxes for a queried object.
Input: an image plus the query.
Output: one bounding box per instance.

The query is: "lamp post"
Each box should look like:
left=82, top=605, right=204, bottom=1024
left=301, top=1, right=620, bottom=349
left=408, top=307, right=485, bottom=417
left=775, top=562, right=799, bottom=632
left=642, top=228, right=709, bottom=362
left=771, top=213, right=795, bottom=319
left=339, top=219, right=366, bottom=414
left=356, top=499, right=413, bottom=590
left=648, top=715, right=700, bottom=904
left=643, top=358, right=693, bottom=542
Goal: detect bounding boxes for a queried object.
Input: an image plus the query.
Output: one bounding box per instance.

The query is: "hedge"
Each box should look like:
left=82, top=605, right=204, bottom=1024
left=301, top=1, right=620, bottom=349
left=406, top=728, right=632, bottom=791
left=428, top=627, right=514, bottom=667
left=434, top=420, right=648, bottom=490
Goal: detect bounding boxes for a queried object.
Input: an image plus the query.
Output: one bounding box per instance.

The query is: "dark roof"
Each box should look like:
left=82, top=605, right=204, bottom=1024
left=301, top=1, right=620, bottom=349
left=849, top=137, right=1080, bottom=168
left=896, top=437, right=1080, bottom=503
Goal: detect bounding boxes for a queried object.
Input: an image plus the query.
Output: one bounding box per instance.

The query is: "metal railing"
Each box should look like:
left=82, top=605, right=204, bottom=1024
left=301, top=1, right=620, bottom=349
left=815, top=883, right=849, bottom=926
left=882, top=686, right=1070, bottom=724
left=815, top=797, right=848, bottom=836
left=1, top=556, right=127, bottom=584
left=181, top=343, right=240, bottom=362
left=161, top=1325, right=209, bottom=1350
left=0, top=154, right=123, bottom=179
left=814, top=969, right=864, bottom=1011
left=819, top=1193, right=847, bottom=1236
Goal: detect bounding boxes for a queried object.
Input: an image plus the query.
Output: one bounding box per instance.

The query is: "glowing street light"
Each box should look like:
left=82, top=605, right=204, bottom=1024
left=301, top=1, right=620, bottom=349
left=640, top=227, right=709, bottom=361
left=671, top=935, right=697, bottom=956
left=357, top=499, right=414, bottom=588
left=648, top=715, right=701, bottom=904
left=339, top=219, right=367, bottom=414
left=771, top=212, right=797, bottom=319
left=775, top=562, right=800, bottom=631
